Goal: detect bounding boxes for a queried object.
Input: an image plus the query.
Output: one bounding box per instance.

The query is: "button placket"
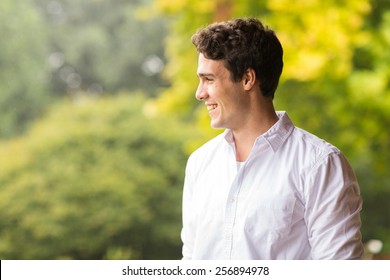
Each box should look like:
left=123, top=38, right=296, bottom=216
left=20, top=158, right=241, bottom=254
left=224, top=163, right=244, bottom=259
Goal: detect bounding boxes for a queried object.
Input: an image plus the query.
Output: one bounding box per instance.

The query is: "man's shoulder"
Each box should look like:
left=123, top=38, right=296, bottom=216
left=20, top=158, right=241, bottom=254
left=184, top=132, right=227, bottom=175
left=191, top=132, right=225, bottom=155
left=276, top=111, right=340, bottom=157
left=187, top=132, right=226, bottom=164
left=290, top=126, right=341, bottom=160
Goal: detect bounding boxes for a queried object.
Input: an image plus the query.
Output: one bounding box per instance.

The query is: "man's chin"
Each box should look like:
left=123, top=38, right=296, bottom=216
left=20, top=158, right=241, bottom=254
left=210, top=120, right=225, bottom=130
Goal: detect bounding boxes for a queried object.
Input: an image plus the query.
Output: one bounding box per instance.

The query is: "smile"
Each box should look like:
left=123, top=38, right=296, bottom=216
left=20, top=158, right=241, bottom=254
left=206, top=104, right=217, bottom=111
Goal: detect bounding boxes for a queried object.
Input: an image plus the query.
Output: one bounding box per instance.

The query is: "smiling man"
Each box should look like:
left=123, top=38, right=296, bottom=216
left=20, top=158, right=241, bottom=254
left=181, top=18, right=364, bottom=260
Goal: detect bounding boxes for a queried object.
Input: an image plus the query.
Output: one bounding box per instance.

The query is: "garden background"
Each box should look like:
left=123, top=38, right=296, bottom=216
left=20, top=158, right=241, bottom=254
left=0, top=0, right=389, bottom=259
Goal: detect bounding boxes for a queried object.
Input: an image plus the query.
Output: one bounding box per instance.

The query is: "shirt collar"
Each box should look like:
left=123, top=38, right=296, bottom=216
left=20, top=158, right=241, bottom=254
left=263, top=111, right=295, bottom=152
left=223, top=111, right=295, bottom=153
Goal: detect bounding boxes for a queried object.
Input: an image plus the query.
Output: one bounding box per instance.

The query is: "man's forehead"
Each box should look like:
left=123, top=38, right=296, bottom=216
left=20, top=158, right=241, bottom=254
left=197, top=53, right=227, bottom=76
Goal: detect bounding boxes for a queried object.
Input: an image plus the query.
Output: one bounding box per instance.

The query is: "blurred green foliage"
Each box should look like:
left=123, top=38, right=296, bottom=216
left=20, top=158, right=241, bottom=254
left=0, top=94, right=194, bottom=259
left=0, top=0, right=389, bottom=259
left=32, top=0, right=168, bottom=95
left=0, top=0, right=168, bottom=138
left=0, top=0, right=51, bottom=137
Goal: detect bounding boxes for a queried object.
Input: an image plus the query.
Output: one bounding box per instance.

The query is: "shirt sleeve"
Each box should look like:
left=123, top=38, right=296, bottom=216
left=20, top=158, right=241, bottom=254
left=181, top=156, right=196, bottom=260
left=304, top=152, right=364, bottom=259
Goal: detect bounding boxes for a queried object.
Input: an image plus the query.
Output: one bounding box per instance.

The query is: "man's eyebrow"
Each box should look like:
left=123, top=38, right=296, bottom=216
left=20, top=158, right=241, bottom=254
left=197, top=73, right=215, bottom=78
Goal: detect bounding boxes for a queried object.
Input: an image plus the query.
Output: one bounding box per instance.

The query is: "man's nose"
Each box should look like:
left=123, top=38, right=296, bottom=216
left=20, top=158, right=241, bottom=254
left=195, top=83, right=208, bottom=101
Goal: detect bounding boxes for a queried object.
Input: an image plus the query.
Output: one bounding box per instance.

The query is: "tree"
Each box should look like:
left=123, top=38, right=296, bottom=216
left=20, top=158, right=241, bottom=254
left=0, top=0, right=170, bottom=138
left=33, top=0, right=169, bottom=96
left=0, top=94, right=195, bottom=259
left=0, top=0, right=51, bottom=138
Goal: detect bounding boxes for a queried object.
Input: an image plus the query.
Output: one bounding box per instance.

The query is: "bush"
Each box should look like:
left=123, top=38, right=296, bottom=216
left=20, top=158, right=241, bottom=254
left=0, top=94, right=194, bottom=259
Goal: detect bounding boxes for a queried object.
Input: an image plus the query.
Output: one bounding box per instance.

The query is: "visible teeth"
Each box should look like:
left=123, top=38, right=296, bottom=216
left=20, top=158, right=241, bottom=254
left=207, top=104, right=217, bottom=111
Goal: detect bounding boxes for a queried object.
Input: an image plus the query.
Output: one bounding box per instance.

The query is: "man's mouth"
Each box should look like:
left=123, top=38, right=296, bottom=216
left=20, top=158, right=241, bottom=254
left=206, top=104, right=217, bottom=111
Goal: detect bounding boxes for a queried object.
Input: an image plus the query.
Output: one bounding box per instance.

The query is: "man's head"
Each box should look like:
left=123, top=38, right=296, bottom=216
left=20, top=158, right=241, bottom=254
left=192, top=18, right=283, bottom=99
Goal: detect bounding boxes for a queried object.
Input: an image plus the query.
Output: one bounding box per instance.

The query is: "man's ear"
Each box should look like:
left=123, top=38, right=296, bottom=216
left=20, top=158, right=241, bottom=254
left=242, top=68, right=257, bottom=91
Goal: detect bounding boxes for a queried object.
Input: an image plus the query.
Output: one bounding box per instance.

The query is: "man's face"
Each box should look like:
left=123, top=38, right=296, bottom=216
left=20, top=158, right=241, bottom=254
left=195, top=53, right=248, bottom=130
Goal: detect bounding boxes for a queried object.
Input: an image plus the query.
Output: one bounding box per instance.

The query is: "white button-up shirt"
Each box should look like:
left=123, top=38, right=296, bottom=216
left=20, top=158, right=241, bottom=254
left=181, top=112, right=363, bottom=259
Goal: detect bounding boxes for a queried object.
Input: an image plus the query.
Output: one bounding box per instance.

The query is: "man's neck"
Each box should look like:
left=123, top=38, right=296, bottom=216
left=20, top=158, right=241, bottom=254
left=233, top=107, right=278, bottom=162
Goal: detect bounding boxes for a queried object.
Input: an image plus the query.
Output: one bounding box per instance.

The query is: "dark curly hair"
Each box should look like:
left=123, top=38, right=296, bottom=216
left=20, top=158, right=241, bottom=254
left=192, top=18, right=283, bottom=99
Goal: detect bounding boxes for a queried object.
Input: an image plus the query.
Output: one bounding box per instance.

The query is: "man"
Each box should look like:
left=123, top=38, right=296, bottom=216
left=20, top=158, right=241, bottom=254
left=181, top=18, right=364, bottom=259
